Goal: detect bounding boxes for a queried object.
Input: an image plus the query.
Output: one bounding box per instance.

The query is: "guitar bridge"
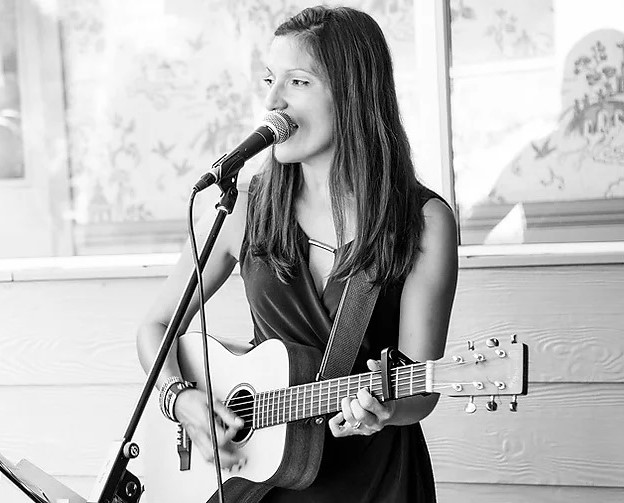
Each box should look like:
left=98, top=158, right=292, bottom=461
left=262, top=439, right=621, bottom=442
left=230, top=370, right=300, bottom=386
left=177, top=423, right=192, bottom=471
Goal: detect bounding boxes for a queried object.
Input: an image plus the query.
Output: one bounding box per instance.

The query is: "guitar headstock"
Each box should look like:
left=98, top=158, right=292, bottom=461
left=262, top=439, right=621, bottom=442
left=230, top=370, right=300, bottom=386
left=432, top=335, right=528, bottom=413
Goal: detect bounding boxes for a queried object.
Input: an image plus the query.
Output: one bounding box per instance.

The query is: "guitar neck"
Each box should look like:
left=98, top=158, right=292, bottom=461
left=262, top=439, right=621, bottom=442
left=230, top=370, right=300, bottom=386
left=253, top=362, right=429, bottom=429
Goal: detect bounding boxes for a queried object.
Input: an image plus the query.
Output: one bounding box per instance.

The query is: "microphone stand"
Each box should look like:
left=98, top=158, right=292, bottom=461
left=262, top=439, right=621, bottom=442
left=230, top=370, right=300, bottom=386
left=92, top=173, right=240, bottom=503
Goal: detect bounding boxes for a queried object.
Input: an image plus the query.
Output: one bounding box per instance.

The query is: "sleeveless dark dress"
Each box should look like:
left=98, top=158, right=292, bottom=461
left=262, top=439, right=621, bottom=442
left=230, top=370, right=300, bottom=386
left=239, top=179, right=440, bottom=503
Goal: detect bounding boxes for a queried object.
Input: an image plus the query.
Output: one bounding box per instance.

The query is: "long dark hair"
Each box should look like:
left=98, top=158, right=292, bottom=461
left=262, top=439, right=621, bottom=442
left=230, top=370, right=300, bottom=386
left=247, top=6, right=427, bottom=287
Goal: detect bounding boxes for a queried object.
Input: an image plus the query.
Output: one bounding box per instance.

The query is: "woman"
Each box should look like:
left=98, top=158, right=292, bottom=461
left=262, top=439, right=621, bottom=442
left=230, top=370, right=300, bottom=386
left=137, top=6, right=458, bottom=502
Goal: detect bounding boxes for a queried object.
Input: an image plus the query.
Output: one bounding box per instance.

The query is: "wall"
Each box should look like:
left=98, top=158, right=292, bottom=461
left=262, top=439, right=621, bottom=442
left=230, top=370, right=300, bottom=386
left=1, top=259, right=623, bottom=502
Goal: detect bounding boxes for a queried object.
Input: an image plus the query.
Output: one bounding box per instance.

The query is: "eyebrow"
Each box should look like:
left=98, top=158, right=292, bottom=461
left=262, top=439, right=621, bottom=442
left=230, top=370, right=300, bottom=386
left=264, top=66, right=318, bottom=76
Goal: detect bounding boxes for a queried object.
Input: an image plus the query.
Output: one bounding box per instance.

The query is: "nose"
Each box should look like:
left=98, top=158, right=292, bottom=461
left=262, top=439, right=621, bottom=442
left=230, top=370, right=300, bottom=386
left=264, top=81, right=287, bottom=111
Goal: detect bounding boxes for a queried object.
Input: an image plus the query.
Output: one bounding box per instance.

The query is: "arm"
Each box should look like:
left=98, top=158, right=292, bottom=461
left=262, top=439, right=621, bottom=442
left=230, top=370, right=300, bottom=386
left=136, top=189, right=249, bottom=465
left=330, top=197, right=458, bottom=435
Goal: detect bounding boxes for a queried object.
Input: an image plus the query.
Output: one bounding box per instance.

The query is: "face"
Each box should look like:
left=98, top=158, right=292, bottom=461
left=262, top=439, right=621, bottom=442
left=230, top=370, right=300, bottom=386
left=263, top=35, right=335, bottom=169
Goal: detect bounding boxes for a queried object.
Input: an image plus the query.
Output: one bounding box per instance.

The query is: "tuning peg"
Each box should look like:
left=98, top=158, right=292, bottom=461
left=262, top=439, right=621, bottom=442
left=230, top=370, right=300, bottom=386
left=486, top=395, right=498, bottom=412
left=467, top=340, right=475, bottom=351
left=510, top=334, right=518, bottom=344
left=486, top=338, right=499, bottom=347
left=510, top=395, right=518, bottom=412
left=464, top=396, right=476, bottom=414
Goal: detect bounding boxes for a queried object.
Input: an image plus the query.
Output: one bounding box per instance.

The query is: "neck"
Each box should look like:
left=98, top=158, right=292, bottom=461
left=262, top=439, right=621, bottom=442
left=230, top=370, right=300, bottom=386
left=299, top=162, right=331, bottom=204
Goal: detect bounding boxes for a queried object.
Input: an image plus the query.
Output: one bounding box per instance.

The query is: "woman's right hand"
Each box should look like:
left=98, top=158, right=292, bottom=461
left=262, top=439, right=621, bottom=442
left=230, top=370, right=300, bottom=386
left=173, top=388, right=246, bottom=470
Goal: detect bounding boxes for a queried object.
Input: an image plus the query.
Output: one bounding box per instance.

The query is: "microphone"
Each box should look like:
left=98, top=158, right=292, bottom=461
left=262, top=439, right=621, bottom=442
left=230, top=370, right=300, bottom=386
left=193, top=110, right=297, bottom=191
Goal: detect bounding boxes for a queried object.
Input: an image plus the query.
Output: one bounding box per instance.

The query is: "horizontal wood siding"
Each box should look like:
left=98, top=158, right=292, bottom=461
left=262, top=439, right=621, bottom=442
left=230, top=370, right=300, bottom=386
left=437, top=483, right=624, bottom=502
left=1, top=263, right=623, bottom=502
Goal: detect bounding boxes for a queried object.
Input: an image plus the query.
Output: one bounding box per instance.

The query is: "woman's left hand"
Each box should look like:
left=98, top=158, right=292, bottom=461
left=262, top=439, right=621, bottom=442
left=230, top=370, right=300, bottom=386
left=328, top=359, right=396, bottom=437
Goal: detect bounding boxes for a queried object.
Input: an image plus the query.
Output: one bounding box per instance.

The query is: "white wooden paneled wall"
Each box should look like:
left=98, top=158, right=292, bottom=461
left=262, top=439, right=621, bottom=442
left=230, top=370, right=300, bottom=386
left=1, top=264, right=623, bottom=502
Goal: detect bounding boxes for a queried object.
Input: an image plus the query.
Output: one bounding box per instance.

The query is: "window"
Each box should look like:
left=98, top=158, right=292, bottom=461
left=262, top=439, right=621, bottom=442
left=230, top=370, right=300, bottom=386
left=0, top=0, right=421, bottom=259
left=449, top=0, right=624, bottom=245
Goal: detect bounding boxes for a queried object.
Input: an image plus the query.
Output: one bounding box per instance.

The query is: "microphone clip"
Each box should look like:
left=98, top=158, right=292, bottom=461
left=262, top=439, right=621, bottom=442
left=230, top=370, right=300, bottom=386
left=193, top=152, right=245, bottom=193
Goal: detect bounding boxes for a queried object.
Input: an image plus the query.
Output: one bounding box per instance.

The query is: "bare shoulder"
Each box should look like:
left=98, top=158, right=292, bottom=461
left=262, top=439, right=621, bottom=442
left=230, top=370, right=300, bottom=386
left=420, top=197, right=458, bottom=256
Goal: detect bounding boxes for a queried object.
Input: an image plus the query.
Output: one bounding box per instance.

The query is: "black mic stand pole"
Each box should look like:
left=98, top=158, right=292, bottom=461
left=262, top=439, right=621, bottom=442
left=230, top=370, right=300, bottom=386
left=91, top=171, right=240, bottom=503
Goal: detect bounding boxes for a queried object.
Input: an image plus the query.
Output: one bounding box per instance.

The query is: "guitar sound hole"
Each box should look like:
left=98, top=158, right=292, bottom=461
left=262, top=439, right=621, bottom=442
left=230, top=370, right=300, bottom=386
left=226, top=386, right=254, bottom=444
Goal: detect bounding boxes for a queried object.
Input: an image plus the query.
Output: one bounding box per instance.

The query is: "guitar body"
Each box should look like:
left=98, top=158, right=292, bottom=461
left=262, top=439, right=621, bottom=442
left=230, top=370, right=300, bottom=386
left=177, top=333, right=325, bottom=502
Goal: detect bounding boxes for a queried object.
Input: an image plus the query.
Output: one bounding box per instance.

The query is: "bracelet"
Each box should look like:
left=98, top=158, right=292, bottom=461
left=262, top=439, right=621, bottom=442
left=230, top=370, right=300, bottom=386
left=159, top=376, right=196, bottom=422
left=166, top=381, right=196, bottom=422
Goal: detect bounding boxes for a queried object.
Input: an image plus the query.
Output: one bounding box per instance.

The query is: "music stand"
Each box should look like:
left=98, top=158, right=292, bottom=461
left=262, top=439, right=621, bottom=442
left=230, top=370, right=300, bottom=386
left=0, top=451, right=86, bottom=503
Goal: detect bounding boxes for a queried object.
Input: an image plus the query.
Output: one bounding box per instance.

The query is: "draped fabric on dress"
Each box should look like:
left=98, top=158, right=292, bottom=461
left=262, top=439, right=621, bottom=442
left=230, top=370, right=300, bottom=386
left=239, top=179, right=441, bottom=503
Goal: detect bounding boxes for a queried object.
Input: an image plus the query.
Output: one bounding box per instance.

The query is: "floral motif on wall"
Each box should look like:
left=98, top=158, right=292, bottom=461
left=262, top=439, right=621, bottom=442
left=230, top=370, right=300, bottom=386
left=59, top=0, right=418, bottom=245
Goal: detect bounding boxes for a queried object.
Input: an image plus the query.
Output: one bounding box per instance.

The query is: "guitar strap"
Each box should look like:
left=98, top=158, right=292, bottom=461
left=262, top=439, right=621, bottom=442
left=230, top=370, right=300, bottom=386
left=316, top=264, right=381, bottom=381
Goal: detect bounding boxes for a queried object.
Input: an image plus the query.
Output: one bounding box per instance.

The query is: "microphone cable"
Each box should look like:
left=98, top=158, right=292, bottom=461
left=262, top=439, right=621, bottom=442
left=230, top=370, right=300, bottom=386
left=187, top=187, right=226, bottom=503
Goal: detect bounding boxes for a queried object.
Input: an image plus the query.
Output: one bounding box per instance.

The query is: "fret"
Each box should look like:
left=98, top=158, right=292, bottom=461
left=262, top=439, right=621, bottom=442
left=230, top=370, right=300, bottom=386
left=369, top=372, right=373, bottom=393
left=271, top=390, right=276, bottom=426
left=303, top=384, right=308, bottom=419
left=336, top=378, right=342, bottom=411
left=281, top=388, right=286, bottom=424
left=295, top=386, right=300, bottom=420
left=327, top=380, right=332, bottom=414
left=317, top=382, right=322, bottom=416
left=410, top=365, right=413, bottom=397
left=259, top=392, right=264, bottom=428
left=289, top=387, right=293, bottom=422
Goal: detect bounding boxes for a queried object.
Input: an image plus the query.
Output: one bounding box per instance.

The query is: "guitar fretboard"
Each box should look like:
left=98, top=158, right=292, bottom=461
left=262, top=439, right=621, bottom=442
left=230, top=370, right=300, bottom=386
left=253, top=363, right=429, bottom=429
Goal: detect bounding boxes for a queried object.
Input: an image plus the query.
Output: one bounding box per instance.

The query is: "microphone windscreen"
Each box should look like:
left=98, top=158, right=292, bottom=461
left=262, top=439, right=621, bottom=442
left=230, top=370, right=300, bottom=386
left=263, top=110, right=297, bottom=144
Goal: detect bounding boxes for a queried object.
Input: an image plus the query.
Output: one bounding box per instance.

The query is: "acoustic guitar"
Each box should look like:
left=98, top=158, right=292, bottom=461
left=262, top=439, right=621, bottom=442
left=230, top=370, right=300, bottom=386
left=172, top=332, right=528, bottom=502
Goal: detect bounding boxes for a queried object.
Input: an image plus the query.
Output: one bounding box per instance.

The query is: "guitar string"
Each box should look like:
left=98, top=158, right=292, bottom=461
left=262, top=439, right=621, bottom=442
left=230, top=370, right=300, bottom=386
left=230, top=380, right=481, bottom=425
left=223, top=367, right=427, bottom=408
left=223, top=374, right=490, bottom=422
left=222, top=357, right=477, bottom=408
left=220, top=361, right=493, bottom=422
left=207, top=358, right=507, bottom=424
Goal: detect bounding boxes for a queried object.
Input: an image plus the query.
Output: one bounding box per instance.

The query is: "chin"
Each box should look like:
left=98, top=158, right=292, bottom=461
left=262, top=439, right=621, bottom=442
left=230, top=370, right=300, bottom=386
left=272, top=143, right=300, bottom=165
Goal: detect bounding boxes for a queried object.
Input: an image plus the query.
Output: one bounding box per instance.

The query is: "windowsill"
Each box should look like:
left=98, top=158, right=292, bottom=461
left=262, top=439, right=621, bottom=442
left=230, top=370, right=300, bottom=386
left=459, top=242, right=624, bottom=268
left=0, top=242, right=623, bottom=282
left=0, top=253, right=180, bottom=282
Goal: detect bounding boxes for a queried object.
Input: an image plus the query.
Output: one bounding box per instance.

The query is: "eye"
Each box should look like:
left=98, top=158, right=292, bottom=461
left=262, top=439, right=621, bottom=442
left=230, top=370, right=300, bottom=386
left=291, top=79, right=310, bottom=87
left=262, top=76, right=274, bottom=87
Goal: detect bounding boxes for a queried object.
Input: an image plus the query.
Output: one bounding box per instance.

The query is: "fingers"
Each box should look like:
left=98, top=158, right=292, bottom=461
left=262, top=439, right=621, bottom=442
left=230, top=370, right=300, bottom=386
left=329, top=388, right=386, bottom=438
left=176, top=391, right=246, bottom=468
left=328, top=411, right=346, bottom=437
left=190, top=422, right=243, bottom=467
left=214, top=401, right=245, bottom=431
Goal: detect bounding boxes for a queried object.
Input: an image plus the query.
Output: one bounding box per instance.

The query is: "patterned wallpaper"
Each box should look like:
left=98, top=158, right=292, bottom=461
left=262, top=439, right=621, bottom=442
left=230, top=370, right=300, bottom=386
left=59, top=0, right=417, bottom=248
left=449, top=0, right=624, bottom=214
